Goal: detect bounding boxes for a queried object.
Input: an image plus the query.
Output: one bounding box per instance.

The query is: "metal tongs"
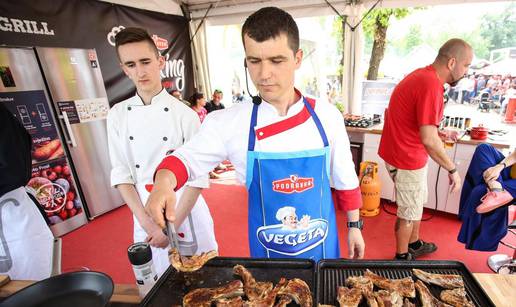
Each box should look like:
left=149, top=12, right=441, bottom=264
left=164, top=217, right=184, bottom=265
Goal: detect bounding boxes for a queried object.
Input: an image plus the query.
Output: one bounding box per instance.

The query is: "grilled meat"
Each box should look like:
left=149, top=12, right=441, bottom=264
left=183, top=280, right=244, bottom=307
left=234, top=265, right=274, bottom=301
left=346, top=276, right=374, bottom=293
left=412, top=269, right=464, bottom=290
left=337, top=286, right=362, bottom=307
left=244, top=277, right=288, bottom=307
left=364, top=270, right=415, bottom=298
left=415, top=280, right=452, bottom=307
left=440, top=288, right=474, bottom=307
left=374, top=290, right=403, bottom=307
left=273, top=295, right=292, bottom=307
left=363, top=290, right=378, bottom=307
left=277, top=278, right=313, bottom=307
left=216, top=297, right=245, bottom=307
left=402, top=298, right=415, bottom=307
left=170, top=248, right=218, bottom=272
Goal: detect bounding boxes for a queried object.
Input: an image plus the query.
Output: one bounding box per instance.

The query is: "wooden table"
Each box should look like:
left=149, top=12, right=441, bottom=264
left=0, top=273, right=515, bottom=306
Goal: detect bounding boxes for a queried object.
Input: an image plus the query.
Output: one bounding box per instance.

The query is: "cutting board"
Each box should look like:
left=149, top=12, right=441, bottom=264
left=0, top=275, right=10, bottom=288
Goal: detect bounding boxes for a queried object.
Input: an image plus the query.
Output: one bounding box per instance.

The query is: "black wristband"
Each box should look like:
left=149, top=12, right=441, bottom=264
left=499, top=162, right=507, bottom=169
left=448, top=168, right=457, bottom=174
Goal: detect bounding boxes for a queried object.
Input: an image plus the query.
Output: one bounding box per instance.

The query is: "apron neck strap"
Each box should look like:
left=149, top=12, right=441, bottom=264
left=248, top=96, right=329, bottom=151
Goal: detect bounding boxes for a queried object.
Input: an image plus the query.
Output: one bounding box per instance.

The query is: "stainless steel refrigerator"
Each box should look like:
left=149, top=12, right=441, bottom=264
left=0, top=46, right=123, bottom=236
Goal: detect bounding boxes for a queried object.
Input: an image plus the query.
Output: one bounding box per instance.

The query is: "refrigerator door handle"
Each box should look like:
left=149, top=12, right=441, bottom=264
left=61, top=111, right=77, bottom=147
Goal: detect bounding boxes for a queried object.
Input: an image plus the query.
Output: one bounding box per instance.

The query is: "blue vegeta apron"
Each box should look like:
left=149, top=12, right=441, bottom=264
left=245, top=97, right=339, bottom=261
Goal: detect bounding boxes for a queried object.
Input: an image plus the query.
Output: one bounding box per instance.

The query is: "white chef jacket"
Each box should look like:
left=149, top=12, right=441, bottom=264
left=107, top=89, right=217, bottom=275
left=170, top=94, right=359, bottom=193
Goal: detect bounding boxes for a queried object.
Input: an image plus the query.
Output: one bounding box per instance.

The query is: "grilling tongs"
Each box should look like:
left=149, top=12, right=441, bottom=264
left=163, top=216, right=183, bottom=264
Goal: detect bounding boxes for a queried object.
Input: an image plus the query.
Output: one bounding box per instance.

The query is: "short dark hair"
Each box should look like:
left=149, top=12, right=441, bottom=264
left=213, top=89, right=223, bottom=95
left=115, top=27, right=159, bottom=58
left=189, top=92, right=204, bottom=106
left=241, top=7, right=299, bottom=54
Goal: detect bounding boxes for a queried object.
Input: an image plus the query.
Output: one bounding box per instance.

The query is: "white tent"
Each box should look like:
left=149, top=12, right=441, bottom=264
left=101, top=0, right=508, bottom=112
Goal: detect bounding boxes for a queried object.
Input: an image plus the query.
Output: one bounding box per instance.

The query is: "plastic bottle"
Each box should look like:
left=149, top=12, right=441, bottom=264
left=127, top=242, right=158, bottom=297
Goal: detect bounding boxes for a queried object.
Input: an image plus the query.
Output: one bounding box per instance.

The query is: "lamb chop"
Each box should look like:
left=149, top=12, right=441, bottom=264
left=364, top=270, right=416, bottom=298
left=244, top=277, right=288, bottom=307
left=412, top=269, right=464, bottom=289
left=216, top=296, right=245, bottom=307
left=336, top=286, right=362, bottom=307
left=373, top=290, right=403, bottom=307
left=170, top=248, right=218, bottom=272
left=415, top=280, right=452, bottom=307
left=345, top=275, right=374, bottom=293
left=440, top=288, right=474, bottom=307
left=183, top=280, right=244, bottom=307
left=233, top=265, right=273, bottom=301
left=277, top=278, right=313, bottom=307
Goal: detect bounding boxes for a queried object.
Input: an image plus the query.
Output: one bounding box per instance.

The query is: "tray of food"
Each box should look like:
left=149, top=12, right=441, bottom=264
left=141, top=257, right=315, bottom=307
left=316, top=260, right=494, bottom=307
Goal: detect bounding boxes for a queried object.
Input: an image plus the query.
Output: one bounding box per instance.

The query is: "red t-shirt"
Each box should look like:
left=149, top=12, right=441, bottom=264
left=378, top=65, right=444, bottom=170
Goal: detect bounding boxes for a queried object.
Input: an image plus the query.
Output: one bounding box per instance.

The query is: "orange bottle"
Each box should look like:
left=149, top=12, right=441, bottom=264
left=359, top=161, right=381, bottom=217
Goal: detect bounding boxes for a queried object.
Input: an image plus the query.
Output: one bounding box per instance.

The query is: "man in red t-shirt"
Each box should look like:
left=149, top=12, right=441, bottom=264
left=379, top=38, right=473, bottom=260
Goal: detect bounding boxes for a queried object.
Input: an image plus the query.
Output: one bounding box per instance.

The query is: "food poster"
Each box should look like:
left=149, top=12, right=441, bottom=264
left=0, top=90, right=84, bottom=225
left=0, top=90, right=65, bottom=163
left=29, top=158, right=83, bottom=225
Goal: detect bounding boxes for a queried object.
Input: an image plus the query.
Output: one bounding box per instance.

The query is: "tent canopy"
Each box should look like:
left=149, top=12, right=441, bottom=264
left=102, top=0, right=507, bottom=23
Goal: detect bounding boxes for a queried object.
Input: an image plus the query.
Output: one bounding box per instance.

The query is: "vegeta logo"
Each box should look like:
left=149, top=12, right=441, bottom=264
left=272, top=175, right=314, bottom=194
left=256, top=206, right=328, bottom=255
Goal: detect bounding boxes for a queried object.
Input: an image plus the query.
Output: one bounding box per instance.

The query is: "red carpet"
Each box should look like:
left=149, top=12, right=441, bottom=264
left=62, top=183, right=515, bottom=284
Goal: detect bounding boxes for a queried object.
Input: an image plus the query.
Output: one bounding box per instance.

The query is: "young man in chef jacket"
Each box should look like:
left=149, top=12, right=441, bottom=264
left=107, top=27, right=217, bottom=275
left=146, top=7, right=365, bottom=261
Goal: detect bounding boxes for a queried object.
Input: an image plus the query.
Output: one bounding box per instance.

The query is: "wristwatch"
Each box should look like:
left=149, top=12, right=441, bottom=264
left=347, top=220, right=364, bottom=230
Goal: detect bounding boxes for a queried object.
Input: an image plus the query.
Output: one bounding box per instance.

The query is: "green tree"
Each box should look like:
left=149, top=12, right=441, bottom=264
left=362, top=8, right=411, bottom=80
left=480, top=2, right=516, bottom=60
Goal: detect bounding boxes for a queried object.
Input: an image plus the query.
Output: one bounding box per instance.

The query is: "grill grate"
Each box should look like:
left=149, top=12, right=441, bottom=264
left=316, top=260, right=494, bottom=307
left=141, top=257, right=316, bottom=307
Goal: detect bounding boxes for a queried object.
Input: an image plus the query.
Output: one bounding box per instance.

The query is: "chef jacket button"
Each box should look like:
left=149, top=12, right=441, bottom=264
left=163, top=137, right=168, bottom=141
left=128, top=106, right=132, bottom=111
left=164, top=107, right=169, bottom=112
left=259, top=131, right=264, bottom=136
left=129, top=136, right=134, bottom=140
left=135, top=164, right=140, bottom=168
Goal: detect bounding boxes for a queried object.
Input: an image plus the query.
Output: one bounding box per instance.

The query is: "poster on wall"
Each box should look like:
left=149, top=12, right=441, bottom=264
left=0, top=0, right=194, bottom=106
left=0, top=90, right=64, bottom=163
left=0, top=90, right=85, bottom=226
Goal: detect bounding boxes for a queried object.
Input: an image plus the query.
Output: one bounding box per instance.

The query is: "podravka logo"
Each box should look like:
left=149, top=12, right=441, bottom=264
left=151, top=34, right=169, bottom=50
left=272, top=175, right=314, bottom=194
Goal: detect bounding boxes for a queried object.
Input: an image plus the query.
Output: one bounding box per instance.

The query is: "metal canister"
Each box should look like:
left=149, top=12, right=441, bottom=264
left=128, top=242, right=158, bottom=297
left=465, top=117, right=472, bottom=129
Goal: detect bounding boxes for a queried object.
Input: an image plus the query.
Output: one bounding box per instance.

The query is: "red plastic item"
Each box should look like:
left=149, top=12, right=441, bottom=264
left=505, top=97, right=516, bottom=123
left=470, top=125, right=489, bottom=140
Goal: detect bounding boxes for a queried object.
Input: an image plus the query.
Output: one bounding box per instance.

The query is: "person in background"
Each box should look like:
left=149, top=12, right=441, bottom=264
left=0, top=103, right=54, bottom=280
left=170, top=89, right=182, bottom=100
left=145, top=7, right=365, bottom=261
left=378, top=38, right=472, bottom=260
left=189, top=92, right=208, bottom=122
left=205, top=89, right=225, bottom=113
left=106, top=27, right=217, bottom=276
left=458, top=144, right=515, bottom=251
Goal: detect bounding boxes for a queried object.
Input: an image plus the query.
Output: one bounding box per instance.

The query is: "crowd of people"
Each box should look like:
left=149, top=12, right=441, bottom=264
left=447, top=73, right=516, bottom=113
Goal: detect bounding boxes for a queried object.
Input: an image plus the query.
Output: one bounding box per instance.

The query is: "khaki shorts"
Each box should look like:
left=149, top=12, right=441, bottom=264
left=385, top=163, right=428, bottom=221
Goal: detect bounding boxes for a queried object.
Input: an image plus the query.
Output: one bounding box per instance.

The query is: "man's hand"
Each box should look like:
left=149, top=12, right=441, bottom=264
left=347, top=228, right=365, bottom=259
left=438, top=128, right=459, bottom=142
left=145, top=223, right=169, bottom=248
left=145, top=169, right=178, bottom=229
left=483, top=164, right=504, bottom=183
left=448, top=171, right=462, bottom=193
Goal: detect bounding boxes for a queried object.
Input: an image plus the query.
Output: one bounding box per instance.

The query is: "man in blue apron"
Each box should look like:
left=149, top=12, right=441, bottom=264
left=146, top=7, right=365, bottom=261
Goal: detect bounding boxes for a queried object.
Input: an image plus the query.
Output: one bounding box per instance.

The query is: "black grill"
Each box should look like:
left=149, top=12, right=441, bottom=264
left=316, top=260, right=494, bottom=307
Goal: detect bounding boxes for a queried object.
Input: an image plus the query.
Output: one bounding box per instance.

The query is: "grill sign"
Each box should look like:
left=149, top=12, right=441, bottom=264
left=272, top=175, right=314, bottom=194
left=257, top=219, right=328, bottom=255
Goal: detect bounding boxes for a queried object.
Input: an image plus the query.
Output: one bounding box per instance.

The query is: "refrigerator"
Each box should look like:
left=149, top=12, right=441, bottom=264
left=0, top=46, right=123, bottom=236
